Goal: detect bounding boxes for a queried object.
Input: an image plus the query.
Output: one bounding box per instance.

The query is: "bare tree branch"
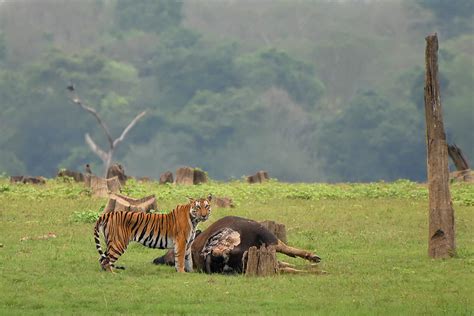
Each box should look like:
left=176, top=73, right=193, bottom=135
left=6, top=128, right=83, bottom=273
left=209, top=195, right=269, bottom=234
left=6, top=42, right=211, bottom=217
left=113, top=110, right=147, bottom=148
left=67, top=83, right=147, bottom=177
left=85, top=133, right=109, bottom=163
left=71, top=97, right=115, bottom=148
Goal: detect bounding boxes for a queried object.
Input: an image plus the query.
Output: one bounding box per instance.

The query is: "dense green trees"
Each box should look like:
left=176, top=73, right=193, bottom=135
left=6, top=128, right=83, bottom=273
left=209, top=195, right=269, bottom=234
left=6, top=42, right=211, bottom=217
left=115, top=0, right=183, bottom=34
left=317, top=91, right=425, bottom=181
left=0, top=1, right=471, bottom=181
left=417, top=0, right=474, bottom=38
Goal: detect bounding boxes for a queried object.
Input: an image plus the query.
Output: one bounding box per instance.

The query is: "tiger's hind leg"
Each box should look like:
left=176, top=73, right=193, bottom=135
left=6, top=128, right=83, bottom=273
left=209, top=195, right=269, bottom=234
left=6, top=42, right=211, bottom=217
left=101, top=239, right=129, bottom=272
left=100, top=254, right=126, bottom=272
left=99, top=257, right=114, bottom=272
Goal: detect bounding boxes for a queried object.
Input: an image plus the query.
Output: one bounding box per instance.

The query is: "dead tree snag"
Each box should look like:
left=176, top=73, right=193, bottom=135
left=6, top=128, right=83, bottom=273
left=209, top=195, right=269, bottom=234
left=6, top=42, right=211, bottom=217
left=67, top=84, right=146, bottom=177
left=424, top=33, right=456, bottom=258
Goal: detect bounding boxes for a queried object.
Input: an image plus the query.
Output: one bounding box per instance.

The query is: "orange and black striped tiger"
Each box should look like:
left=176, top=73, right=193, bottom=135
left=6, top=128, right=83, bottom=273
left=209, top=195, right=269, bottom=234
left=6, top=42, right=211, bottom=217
left=94, top=195, right=212, bottom=272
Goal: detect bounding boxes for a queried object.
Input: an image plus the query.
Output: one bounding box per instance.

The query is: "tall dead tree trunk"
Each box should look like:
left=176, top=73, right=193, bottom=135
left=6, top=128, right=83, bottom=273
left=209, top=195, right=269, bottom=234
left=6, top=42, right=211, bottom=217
left=424, top=33, right=456, bottom=258
left=67, top=84, right=146, bottom=177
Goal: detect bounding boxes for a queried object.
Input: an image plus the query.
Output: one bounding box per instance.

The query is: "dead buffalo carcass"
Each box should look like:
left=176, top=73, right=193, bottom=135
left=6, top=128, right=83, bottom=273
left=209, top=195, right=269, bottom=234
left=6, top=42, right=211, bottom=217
left=153, top=216, right=321, bottom=274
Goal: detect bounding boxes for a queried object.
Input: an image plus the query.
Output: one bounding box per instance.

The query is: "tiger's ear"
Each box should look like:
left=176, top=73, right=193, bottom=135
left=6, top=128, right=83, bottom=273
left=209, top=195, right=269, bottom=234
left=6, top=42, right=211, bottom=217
left=207, top=194, right=212, bottom=202
left=187, top=197, right=195, bottom=203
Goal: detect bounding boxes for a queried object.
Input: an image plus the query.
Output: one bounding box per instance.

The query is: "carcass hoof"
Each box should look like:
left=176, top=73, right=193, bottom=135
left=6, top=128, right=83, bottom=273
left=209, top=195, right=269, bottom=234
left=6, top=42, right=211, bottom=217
left=308, top=254, right=321, bottom=263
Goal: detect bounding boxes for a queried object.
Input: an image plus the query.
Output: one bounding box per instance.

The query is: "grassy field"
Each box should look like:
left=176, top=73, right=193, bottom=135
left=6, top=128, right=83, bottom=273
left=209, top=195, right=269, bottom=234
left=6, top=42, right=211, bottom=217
left=0, top=178, right=473, bottom=315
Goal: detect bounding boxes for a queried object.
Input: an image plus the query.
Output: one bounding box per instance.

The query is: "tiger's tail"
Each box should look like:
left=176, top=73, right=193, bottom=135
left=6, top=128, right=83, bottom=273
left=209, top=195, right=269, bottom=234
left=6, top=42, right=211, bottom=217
left=94, top=216, right=107, bottom=266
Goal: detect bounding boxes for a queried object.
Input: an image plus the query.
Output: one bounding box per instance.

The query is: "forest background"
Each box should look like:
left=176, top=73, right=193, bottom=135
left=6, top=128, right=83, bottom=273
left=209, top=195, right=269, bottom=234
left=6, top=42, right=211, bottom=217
left=0, top=0, right=472, bottom=182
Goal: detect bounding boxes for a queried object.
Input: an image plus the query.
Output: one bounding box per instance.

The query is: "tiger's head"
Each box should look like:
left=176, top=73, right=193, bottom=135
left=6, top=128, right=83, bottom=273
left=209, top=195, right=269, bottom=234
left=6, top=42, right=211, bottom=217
left=188, top=194, right=212, bottom=222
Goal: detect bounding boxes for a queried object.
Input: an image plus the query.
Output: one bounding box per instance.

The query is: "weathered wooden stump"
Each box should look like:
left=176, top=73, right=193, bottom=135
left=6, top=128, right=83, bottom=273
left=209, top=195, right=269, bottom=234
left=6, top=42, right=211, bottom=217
left=159, top=171, right=174, bottom=184
left=103, top=193, right=157, bottom=214
left=85, top=164, right=92, bottom=175
left=88, top=175, right=121, bottom=197
left=193, top=169, right=208, bottom=185
left=107, top=163, right=127, bottom=186
left=247, top=170, right=269, bottom=184
left=84, top=164, right=93, bottom=187
left=175, top=167, right=194, bottom=185
left=259, top=220, right=287, bottom=243
left=243, top=244, right=278, bottom=277
left=84, top=175, right=91, bottom=188
left=10, top=176, right=46, bottom=185
left=107, top=176, right=121, bottom=194
left=450, top=169, right=473, bottom=183
left=57, top=169, right=84, bottom=182
left=10, top=176, right=24, bottom=184
left=215, top=197, right=234, bottom=208
left=175, top=167, right=208, bottom=185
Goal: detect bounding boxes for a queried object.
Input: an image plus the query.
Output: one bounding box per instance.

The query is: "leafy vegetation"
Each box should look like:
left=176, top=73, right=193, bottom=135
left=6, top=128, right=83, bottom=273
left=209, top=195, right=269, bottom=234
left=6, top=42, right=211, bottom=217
left=0, top=179, right=473, bottom=314
left=2, top=178, right=474, bottom=207
left=72, top=210, right=101, bottom=223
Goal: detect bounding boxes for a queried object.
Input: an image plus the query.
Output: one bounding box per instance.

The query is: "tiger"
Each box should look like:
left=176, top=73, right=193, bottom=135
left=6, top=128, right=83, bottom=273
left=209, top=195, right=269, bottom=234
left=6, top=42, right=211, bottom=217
left=94, top=194, right=212, bottom=273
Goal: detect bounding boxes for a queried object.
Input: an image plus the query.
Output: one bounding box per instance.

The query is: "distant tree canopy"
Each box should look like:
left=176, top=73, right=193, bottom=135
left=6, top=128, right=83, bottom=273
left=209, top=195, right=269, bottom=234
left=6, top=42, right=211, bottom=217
left=417, top=0, right=474, bottom=37
left=417, top=0, right=473, bottom=21
left=318, top=91, right=425, bottom=182
left=0, top=0, right=472, bottom=181
left=0, top=32, right=6, bottom=61
left=236, top=48, right=325, bottom=109
left=115, top=0, right=183, bottom=34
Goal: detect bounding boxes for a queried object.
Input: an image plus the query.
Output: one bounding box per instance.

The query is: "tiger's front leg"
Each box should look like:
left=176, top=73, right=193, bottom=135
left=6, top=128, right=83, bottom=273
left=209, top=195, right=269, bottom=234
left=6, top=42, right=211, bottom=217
left=184, top=243, right=193, bottom=272
left=174, top=239, right=187, bottom=273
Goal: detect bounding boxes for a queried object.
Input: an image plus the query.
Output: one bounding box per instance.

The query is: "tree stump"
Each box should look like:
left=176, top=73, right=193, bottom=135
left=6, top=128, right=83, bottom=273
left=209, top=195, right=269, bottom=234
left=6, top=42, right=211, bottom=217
left=424, top=33, right=456, bottom=258
left=175, top=167, right=194, bottom=185
left=243, top=244, right=278, bottom=277
left=84, top=164, right=93, bottom=187
left=10, top=176, right=24, bottom=184
left=57, top=169, right=84, bottom=182
left=103, top=193, right=157, bottom=214
left=247, top=171, right=269, bottom=184
left=138, top=176, right=152, bottom=182
left=449, top=169, right=473, bottom=183
left=259, top=220, right=287, bottom=243
left=193, top=169, right=208, bottom=185
left=175, top=167, right=208, bottom=185
left=107, top=177, right=121, bottom=194
left=10, top=176, right=46, bottom=185
left=159, top=171, right=174, bottom=184
left=90, top=176, right=108, bottom=197
left=89, top=175, right=121, bottom=198
left=215, top=197, right=234, bottom=208
left=84, top=175, right=91, bottom=188
left=107, top=163, right=127, bottom=186
left=85, top=164, right=92, bottom=175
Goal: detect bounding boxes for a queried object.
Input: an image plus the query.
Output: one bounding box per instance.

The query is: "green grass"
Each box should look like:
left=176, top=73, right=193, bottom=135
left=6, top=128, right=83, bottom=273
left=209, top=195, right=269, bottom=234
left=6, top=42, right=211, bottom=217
left=0, top=179, right=473, bottom=315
